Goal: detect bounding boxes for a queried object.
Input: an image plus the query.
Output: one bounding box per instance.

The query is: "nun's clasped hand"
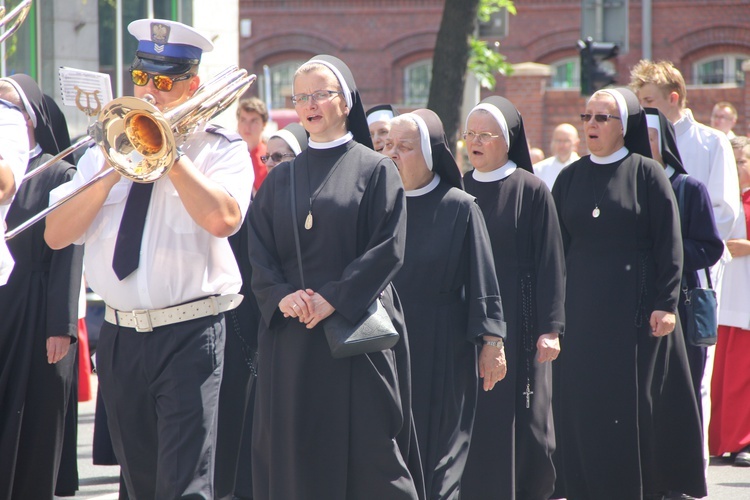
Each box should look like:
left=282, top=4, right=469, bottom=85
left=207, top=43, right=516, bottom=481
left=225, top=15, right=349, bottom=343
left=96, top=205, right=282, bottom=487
left=280, top=290, right=313, bottom=322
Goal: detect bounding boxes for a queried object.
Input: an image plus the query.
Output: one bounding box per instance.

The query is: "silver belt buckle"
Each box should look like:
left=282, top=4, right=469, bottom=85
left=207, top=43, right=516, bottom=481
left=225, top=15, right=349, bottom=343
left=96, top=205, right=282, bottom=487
left=132, top=309, right=154, bottom=332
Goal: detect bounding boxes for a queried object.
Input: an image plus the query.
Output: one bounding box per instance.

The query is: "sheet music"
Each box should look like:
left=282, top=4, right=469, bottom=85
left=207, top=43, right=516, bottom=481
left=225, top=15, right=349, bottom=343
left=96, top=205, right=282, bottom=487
left=58, top=67, right=113, bottom=116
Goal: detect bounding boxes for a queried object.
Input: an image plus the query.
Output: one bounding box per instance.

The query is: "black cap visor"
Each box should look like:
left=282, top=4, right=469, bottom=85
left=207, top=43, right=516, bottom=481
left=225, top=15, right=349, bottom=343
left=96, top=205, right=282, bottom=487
left=131, top=54, right=195, bottom=76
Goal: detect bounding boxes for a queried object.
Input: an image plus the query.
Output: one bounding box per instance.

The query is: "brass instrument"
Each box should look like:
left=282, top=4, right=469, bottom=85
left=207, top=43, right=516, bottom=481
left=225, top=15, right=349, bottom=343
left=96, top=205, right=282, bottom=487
left=0, top=0, right=33, bottom=44
left=5, top=66, right=256, bottom=240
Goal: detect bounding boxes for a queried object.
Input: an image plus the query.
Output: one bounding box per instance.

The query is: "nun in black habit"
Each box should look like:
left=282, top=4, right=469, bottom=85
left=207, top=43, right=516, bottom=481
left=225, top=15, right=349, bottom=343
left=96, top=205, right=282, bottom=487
left=645, top=107, right=723, bottom=413
left=247, top=54, right=422, bottom=499
left=386, top=109, right=506, bottom=499
left=0, top=74, right=83, bottom=499
left=551, top=88, right=706, bottom=499
left=215, top=122, right=309, bottom=500
left=459, top=96, right=566, bottom=500
left=367, top=103, right=399, bottom=153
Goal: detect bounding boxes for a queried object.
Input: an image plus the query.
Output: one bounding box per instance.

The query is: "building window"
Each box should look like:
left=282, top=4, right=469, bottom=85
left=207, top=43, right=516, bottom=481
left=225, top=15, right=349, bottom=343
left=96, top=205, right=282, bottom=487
left=404, top=60, right=432, bottom=107
left=549, top=58, right=579, bottom=89
left=261, top=60, right=305, bottom=109
left=694, top=54, right=749, bottom=85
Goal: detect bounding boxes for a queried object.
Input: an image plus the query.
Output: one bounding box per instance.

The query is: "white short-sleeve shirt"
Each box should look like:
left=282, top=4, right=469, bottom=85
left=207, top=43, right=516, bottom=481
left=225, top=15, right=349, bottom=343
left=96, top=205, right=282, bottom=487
left=50, top=123, right=253, bottom=311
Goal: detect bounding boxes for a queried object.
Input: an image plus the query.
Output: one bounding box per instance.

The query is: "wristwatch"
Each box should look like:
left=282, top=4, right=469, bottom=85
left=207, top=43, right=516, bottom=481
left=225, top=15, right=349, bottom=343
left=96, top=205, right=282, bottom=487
left=484, top=338, right=504, bottom=349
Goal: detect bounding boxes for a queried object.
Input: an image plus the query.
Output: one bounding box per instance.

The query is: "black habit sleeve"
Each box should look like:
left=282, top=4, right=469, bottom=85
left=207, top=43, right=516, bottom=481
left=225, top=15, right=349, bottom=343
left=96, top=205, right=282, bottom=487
left=465, top=200, right=506, bottom=343
left=247, top=166, right=297, bottom=328
left=643, top=160, right=683, bottom=313
left=317, top=157, right=406, bottom=323
left=531, top=183, right=566, bottom=337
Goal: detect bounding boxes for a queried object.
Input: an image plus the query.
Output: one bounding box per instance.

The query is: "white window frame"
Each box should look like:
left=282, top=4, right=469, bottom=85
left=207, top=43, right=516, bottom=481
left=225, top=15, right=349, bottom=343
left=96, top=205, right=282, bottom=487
left=693, top=54, right=748, bottom=86
left=549, top=57, right=580, bottom=89
left=404, top=59, right=432, bottom=107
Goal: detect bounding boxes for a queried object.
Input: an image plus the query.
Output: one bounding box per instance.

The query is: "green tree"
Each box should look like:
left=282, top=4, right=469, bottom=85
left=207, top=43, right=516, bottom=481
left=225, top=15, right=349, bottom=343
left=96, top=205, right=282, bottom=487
left=427, top=0, right=515, bottom=150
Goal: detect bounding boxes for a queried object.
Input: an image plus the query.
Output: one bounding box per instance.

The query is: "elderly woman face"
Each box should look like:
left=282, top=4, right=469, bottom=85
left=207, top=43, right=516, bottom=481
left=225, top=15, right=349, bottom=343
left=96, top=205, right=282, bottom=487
left=583, top=93, right=625, bottom=157
left=263, top=136, right=296, bottom=170
left=293, top=67, right=348, bottom=142
left=465, top=110, right=509, bottom=173
left=385, top=120, right=430, bottom=190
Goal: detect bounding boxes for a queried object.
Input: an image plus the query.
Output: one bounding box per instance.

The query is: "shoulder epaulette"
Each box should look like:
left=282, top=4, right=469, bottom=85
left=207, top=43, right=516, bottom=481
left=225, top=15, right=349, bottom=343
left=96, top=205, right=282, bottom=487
left=206, top=125, right=243, bottom=143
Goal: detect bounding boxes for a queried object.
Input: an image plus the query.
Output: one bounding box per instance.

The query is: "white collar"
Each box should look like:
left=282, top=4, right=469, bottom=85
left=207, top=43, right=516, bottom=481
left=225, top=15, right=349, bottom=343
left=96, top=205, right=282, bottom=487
left=590, top=147, right=628, bottom=164
left=405, top=173, right=440, bottom=197
left=664, top=165, right=675, bottom=178
left=30, top=143, right=42, bottom=157
left=472, top=160, right=517, bottom=182
left=309, top=132, right=354, bottom=149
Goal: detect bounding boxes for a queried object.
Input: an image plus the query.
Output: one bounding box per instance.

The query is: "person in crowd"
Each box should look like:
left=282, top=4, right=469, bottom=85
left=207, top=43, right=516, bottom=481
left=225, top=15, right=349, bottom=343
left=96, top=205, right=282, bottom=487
left=0, top=89, right=29, bottom=286
left=630, top=59, right=740, bottom=478
left=630, top=60, right=739, bottom=242
left=237, top=96, right=269, bottom=194
left=385, top=109, right=506, bottom=499
left=710, top=101, right=738, bottom=139
left=533, top=123, right=580, bottom=190
left=247, top=54, right=422, bottom=499
left=551, top=87, right=705, bottom=500
left=460, top=96, right=565, bottom=500
left=0, top=74, right=83, bottom=500
left=215, top=121, right=307, bottom=500
left=261, top=122, right=308, bottom=171
left=529, top=146, right=545, bottom=164
left=709, top=136, right=750, bottom=468
left=44, top=19, right=252, bottom=498
left=367, top=104, right=398, bottom=153
left=645, top=107, right=723, bottom=415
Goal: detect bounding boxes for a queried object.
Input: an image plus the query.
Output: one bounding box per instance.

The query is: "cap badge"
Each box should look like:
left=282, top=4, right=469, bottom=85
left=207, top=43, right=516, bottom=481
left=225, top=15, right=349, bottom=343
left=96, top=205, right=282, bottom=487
left=150, top=23, right=170, bottom=44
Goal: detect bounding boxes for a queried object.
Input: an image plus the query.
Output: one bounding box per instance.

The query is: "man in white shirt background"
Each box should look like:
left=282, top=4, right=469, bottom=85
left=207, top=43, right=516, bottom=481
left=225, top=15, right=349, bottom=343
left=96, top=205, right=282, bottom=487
left=533, top=122, right=580, bottom=190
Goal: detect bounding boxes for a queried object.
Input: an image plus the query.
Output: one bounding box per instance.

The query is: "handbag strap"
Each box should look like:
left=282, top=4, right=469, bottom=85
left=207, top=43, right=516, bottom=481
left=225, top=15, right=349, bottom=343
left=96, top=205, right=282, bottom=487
left=289, top=159, right=306, bottom=289
left=675, top=173, right=713, bottom=290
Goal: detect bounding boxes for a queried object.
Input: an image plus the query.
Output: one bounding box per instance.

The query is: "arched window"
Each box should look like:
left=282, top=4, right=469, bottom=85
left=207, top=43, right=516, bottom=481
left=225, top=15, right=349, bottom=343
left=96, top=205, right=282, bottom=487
left=404, top=59, right=432, bottom=107
left=693, top=54, right=749, bottom=85
left=260, top=60, right=305, bottom=110
left=549, top=57, right=579, bottom=89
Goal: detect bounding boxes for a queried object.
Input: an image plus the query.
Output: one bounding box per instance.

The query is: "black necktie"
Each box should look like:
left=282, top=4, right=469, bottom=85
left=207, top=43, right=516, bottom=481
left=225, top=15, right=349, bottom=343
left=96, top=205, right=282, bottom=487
left=112, top=182, right=154, bottom=280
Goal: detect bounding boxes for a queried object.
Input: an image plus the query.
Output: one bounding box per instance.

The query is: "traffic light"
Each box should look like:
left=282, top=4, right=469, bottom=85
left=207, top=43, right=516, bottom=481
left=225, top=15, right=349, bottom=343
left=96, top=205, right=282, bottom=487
left=578, top=37, right=619, bottom=96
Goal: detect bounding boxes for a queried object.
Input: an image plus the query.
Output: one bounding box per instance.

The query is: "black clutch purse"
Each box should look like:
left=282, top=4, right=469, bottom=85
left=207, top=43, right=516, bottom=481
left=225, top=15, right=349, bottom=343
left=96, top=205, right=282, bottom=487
left=289, top=159, right=400, bottom=358
left=323, top=296, right=399, bottom=358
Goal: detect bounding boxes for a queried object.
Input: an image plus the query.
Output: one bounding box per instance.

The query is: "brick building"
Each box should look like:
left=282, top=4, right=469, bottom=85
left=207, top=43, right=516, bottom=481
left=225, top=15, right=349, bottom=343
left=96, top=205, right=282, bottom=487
left=239, top=0, right=750, bottom=153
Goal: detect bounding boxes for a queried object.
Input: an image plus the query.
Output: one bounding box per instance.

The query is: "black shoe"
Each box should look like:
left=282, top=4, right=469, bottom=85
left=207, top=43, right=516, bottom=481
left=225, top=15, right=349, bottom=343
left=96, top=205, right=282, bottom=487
left=734, top=446, right=750, bottom=467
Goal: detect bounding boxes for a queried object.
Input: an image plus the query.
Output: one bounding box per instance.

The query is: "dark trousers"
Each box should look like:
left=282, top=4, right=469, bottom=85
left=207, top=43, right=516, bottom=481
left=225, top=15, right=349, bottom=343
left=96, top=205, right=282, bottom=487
left=97, top=314, right=225, bottom=499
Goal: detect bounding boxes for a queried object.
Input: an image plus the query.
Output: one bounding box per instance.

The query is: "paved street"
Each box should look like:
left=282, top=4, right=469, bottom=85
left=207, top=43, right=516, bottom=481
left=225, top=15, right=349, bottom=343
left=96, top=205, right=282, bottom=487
left=58, top=374, right=750, bottom=499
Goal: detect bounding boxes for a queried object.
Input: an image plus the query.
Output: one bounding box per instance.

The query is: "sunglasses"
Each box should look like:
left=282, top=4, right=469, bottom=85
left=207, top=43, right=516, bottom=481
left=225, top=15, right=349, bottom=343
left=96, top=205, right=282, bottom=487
left=130, top=69, right=194, bottom=92
left=580, top=113, right=622, bottom=123
left=260, top=152, right=296, bottom=164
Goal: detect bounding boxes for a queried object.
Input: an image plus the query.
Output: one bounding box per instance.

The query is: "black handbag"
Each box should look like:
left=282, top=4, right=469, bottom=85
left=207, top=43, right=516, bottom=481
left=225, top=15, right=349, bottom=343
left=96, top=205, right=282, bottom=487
left=682, top=271, right=718, bottom=347
left=676, top=174, right=718, bottom=347
left=289, top=159, right=399, bottom=358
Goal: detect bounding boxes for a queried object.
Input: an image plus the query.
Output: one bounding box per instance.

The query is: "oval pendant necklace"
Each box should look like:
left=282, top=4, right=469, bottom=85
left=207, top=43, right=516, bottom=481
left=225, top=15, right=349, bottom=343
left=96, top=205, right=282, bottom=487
left=591, top=166, right=617, bottom=218
left=304, top=148, right=351, bottom=230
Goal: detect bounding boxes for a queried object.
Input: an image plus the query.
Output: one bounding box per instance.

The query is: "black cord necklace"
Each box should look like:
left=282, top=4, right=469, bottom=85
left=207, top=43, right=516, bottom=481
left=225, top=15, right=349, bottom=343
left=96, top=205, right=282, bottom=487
left=304, top=147, right=352, bottom=230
